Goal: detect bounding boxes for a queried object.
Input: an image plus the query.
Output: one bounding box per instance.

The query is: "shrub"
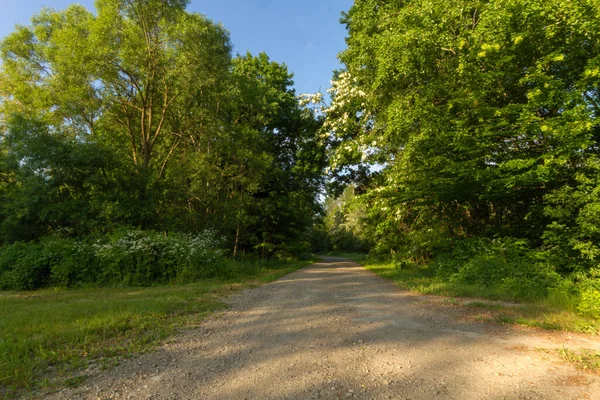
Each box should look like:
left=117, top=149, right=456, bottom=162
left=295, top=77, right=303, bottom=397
left=0, top=241, right=51, bottom=290
left=93, top=229, right=226, bottom=285
left=574, top=269, right=600, bottom=319
left=45, top=238, right=99, bottom=287
left=434, top=237, right=561, bottom=300
left=0, top=229, right=226, bottom=290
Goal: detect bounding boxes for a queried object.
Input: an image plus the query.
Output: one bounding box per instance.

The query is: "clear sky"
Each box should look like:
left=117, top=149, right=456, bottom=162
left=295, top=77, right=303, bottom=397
left=0, top=0, right=353, bottom=96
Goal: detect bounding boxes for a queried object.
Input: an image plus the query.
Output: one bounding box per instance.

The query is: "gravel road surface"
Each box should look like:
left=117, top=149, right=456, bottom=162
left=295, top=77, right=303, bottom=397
left=48, top=257, right=600, bottom=399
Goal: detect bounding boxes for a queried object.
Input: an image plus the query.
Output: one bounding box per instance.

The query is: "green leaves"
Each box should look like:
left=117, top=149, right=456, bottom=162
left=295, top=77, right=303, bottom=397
left=326, top=0, right=600, bottom=269
left=0, top=1, right=324, bottom=256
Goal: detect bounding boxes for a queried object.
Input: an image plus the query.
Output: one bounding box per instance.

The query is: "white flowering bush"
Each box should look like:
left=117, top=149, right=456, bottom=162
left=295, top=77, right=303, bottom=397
left=0, top=229, right=227, bottom=289
left=94, top=228, right=226, bottom=285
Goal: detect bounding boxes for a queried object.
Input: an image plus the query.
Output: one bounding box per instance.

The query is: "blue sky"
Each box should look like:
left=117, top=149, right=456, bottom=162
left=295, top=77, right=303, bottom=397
left=0, top=0, right=353, bottom=95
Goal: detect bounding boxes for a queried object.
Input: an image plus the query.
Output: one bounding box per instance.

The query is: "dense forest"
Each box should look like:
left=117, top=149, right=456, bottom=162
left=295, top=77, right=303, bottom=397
left=1, top=0, right=600, bottom=319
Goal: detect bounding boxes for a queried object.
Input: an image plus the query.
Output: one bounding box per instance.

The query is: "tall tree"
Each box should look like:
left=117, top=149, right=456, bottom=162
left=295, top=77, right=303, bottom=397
left=326, top=0, right=600, bottom=261
left=0, top=2, right=325, bottom=256
left=0, top=0, right=234, bottom=236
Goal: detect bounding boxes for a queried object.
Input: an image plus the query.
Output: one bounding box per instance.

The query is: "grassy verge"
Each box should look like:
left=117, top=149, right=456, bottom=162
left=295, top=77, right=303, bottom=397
left=0, top=259, right=310, bottom=398
left=348, top=256, right=600, bottom=335
left=557, top=347, right=600, bottom=374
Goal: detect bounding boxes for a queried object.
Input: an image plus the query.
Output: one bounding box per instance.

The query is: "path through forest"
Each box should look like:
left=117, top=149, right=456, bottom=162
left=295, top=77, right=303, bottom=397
left=50, top=258, right=600, bottom=399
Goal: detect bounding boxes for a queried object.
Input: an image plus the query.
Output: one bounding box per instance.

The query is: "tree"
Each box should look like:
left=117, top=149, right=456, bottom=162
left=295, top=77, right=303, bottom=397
left=0, top=0, right=234, bottom=236
left=325, top=0, right=600, bottom=263
left=226, top=53, right=326, bottom=257
left=0, top=2, right=325, bottom=257
left=324, top=184, right=370, bottom=252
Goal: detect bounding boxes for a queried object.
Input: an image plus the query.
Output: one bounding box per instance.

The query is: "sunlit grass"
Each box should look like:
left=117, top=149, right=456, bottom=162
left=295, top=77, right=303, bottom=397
left=354, top=257, right=600, bottom=335
left=0, top=260, right=309, bottom=398
left=557, top=347, right=600, bottom=374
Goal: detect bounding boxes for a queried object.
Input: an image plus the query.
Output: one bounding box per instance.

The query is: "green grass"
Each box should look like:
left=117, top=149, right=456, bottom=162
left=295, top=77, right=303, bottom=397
left=356, top=258, right=600, bottom=335
left=557, top=347, right=600, bottom=373
left=0, top=259, right=310, bottom=398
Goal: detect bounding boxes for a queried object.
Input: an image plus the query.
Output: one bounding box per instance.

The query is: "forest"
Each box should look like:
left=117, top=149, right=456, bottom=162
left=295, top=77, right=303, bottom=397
left=1, top=0, right=600, bottom=312
left=0, top=0, right=327, bottom=289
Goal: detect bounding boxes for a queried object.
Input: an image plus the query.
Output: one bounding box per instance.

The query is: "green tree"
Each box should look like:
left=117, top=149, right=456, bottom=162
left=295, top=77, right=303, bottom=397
left=0, top=0, right=233, bottom=236
left=326, top=0, right=600, bottom=264
left=226, top=53, right=326, bottom=257
left=324, top=184, right=369, bottom=252
left=0, top=0, right=325, bottom=258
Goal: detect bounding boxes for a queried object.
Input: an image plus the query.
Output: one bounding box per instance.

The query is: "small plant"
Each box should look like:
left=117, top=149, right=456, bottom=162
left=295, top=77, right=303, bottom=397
left=63, top=375, right=87, bottom=388
left=558, top=347, right=600, bottom=374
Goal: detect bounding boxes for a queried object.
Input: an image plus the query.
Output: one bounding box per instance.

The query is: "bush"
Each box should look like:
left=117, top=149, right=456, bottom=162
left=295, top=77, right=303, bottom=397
left=0, top=242, right=51, bottom=290
left=94, top=228, right=226, bottom=285
left=546, top=278, right=580, bottom=312
left=45, top=238, right=99, bottom=287
left=434, top=237, right=561, bottom=300
left=543, top=171, right=600, bottom=275
left=431, top=237, right=600, bottom=313
left=574, top=269, right=600, bottom=319
left=0, top=229, right=226, bottom=290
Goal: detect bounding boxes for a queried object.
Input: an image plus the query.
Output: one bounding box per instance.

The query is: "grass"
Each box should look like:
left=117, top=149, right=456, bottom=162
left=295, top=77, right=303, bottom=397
left=557, top=347, right=600, bottom=374
left=0, top=259, right=310, bottom=399
left=349, top=256, right=600, bottom=335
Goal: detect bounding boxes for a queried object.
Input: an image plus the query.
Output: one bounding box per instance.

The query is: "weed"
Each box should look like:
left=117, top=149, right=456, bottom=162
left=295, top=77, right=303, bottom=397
left=558, top=348, right=600, bottom=374
left=442, top=298, right=459, bottom=306
left=63, top=375, right=87, bottom=388
left=496, top=315, right=516, bottom=324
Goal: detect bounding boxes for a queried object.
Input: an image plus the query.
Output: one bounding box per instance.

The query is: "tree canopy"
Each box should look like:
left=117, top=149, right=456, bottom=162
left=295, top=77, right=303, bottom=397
left=0, top=0, right=325, bottom=257
left=324, top=0, right=600, bottom=274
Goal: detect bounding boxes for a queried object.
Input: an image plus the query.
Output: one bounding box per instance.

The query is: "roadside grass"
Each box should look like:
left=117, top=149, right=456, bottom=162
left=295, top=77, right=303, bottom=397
left=557, top=347, right=600, bottom=374
left=351, top=256, right=600, bottom=335
left=0, top=259, right=310, bottom=399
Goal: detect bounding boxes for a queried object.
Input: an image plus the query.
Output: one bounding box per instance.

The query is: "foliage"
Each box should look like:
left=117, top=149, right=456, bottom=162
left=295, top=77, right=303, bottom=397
left=0, top=1, right=325, bottom=256
left=573, top=269, right=600, bottom=318
left=543, top=168, right=600, bottom=274
left=322, top=0, right=600, bottom=319
left=434, top=237, right=561, bottom=300
left=0, top=229, right=226, bottom=290
left=324, top=185, right=370, bottom=252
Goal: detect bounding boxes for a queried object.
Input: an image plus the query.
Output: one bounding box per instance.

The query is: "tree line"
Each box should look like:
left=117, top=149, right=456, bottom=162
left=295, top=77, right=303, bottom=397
left=322, top=0, right=600, bottom=315
left=0, top=0, right=325, bottom=288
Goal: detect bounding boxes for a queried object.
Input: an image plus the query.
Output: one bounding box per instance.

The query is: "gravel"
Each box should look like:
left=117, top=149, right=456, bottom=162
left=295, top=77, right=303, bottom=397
left=44, top=257, right=599, bottom=399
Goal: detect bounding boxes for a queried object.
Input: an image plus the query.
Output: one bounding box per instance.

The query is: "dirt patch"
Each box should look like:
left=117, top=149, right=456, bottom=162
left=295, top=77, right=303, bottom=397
left=44, top=257, right=600, bottom=399
left=554, top=374, right=592, bottom=387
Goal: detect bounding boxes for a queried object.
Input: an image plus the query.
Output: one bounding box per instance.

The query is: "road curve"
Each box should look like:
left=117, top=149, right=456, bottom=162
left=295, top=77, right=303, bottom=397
left=49, top=257, right=600, bottom=399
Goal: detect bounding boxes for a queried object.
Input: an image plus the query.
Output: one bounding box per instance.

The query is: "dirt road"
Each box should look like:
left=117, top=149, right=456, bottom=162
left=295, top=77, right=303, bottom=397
left=50, top=258, right=599, bottom=399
